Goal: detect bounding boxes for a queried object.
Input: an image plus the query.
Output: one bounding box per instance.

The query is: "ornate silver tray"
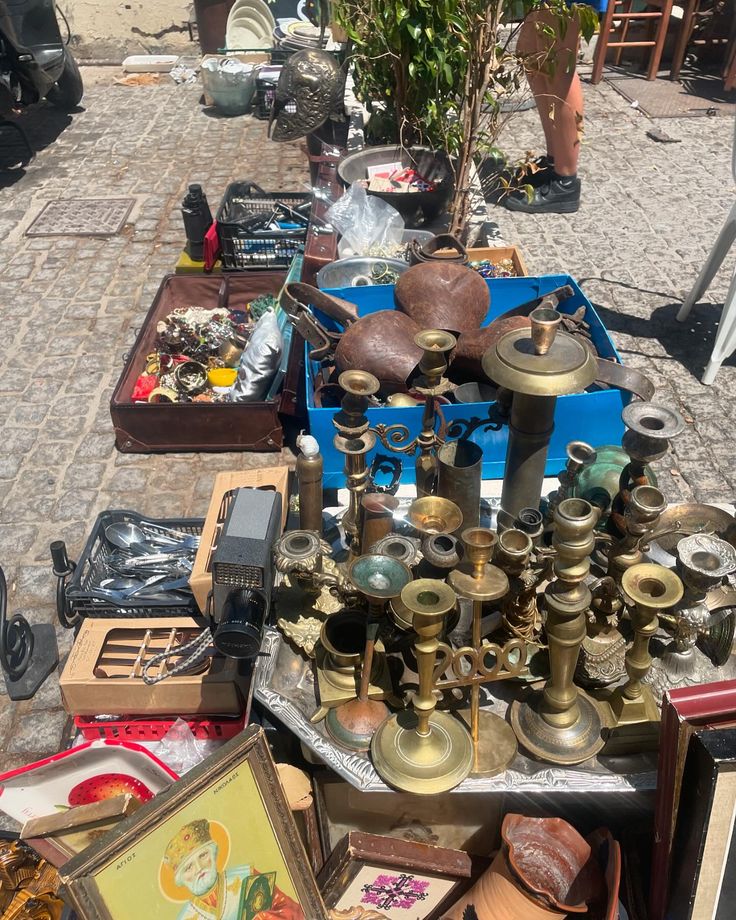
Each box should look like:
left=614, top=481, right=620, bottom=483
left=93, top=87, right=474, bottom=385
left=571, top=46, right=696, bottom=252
left=254, top=628, right=658, bottom=794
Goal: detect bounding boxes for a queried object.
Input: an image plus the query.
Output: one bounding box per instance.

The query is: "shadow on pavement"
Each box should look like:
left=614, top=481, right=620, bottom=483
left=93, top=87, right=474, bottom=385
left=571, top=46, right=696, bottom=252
left=0, top=102, right=80, bottom=187
left=587, top=295, right=734, bottom=380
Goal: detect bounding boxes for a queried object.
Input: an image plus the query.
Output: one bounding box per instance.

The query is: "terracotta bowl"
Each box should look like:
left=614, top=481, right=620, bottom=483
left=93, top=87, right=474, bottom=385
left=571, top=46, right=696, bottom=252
left=502, top=813, right=594, bottom=913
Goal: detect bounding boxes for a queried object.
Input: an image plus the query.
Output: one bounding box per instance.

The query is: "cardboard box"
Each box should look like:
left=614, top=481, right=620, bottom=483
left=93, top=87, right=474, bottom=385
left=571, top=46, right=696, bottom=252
left=59, top=618, right=250, bottom=717
left=189, top=467, right=290, bottom=613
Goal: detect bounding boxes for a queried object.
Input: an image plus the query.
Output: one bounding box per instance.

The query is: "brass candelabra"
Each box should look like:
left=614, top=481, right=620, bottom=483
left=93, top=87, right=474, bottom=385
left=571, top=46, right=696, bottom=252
left=372, top=329, right=457, bottom=497
left=446, top=528, right=523, bottom=776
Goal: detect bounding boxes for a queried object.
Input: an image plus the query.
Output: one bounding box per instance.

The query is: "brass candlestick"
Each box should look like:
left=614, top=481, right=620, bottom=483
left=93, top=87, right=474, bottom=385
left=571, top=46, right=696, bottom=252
left=448, top=528, right=519, bottom=776
left=373, top=330, right=457, bottom=498
left=607, top=485, right=668, bottom=584
left=510, top=498, right=607, bottom=765
left=547, top=441, right=597, bottom=520
left=371, top=579, right=474, bottom=793
left=333, top=370, right=381, bottom=555
left=325, top=554, right=412, bottom=752
left=483, top=308, right=598, bottom=532
left=496, top=529, right=538, bottom=643
left=610, top=401, right=684, bottom=535
left=602, top=563, right=684, bottom=752
left=648, top=534, right=736, bottom=698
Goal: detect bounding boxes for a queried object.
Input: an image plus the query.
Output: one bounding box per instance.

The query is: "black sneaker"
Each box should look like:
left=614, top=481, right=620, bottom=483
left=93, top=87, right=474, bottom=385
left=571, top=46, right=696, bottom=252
left=503, top=174, right=581, bottom=214
left=480, top=155, right=554, bottom=203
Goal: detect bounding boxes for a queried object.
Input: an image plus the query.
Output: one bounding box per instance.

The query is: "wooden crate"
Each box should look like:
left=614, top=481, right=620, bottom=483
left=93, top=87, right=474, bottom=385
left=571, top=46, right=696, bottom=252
left=464, top=245, right=528, bottom=276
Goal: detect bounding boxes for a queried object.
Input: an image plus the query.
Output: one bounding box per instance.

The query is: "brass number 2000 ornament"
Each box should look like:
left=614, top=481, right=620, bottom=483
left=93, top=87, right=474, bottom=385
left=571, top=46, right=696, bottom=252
left=433, top=637, right=528, bottom=691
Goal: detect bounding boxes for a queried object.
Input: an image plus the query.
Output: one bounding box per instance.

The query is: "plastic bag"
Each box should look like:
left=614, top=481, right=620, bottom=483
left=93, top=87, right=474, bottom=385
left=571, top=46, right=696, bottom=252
left=230, top=309, right=283, bottom=402
left=326, top=182, right=404, bottom=257
left=153, top=718, right=221, bottom=775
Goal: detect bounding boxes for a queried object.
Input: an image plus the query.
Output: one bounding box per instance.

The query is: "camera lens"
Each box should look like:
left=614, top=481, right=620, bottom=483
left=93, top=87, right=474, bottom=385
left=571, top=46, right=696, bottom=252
left=213, top=588, right=268, bottom=659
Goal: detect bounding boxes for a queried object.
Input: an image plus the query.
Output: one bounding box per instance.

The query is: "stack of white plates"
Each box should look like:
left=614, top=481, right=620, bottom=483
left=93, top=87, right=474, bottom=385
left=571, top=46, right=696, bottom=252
left=272, top=17, right=329, bottom=52
left=226, top=0, right=276, bottom=50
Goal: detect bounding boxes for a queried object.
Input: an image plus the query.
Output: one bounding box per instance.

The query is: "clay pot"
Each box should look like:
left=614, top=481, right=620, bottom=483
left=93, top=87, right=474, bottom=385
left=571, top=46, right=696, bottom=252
left=394, top=262, right=490, bottom=335
left=442, top=814, right=598, bottom=920
left=335, top=311, right=422, bottom=394
left=453, top=315, right=531, bottom=381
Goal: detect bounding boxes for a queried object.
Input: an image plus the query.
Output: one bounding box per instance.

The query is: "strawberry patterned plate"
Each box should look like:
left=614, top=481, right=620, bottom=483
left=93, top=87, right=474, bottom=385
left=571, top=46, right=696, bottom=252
left=0, top=740, right=178, bottom=826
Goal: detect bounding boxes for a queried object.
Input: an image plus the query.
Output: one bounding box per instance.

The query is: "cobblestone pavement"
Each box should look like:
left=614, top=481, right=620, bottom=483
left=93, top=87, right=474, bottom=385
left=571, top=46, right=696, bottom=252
left=0, top=67, right=734, bottom=784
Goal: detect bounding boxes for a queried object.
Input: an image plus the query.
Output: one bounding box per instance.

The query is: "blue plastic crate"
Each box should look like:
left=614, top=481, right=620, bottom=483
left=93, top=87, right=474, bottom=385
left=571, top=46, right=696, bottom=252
left=306, top=274, right=627, bottom=487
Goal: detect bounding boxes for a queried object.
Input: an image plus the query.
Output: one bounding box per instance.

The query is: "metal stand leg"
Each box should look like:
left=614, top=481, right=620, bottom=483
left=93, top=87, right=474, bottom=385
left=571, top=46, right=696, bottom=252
left=677, top=200, right=736, bottom=322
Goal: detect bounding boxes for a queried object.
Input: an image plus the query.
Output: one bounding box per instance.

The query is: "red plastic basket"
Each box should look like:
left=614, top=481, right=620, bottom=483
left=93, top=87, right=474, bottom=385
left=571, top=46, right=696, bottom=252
left=74, top=713, right=247, bottom=742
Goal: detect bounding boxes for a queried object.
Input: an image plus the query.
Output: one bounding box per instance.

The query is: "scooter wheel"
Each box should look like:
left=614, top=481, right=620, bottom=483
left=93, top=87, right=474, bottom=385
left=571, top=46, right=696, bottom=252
left=47, top=48, right=83, bottom=110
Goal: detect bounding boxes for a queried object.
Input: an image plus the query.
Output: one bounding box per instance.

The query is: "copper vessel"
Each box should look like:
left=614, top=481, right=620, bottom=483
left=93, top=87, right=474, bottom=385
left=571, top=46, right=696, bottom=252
left=395, top=262, right=490, bottom=334
left=335, top=311, right=422, bottom=394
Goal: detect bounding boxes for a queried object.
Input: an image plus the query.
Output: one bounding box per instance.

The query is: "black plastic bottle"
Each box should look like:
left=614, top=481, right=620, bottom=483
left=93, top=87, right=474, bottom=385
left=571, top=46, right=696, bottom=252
left=181, top=183, right=213, bottom=261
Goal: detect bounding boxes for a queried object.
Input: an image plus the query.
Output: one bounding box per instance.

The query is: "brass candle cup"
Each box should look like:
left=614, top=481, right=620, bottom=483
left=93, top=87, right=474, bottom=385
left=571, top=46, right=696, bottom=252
left=529, top=306, right=562, bottom=356
left=361, top=494, right=400, bottom=553
left=372, top=579, right=474, bottom=794
left=407, top=496, right=464, bottom=537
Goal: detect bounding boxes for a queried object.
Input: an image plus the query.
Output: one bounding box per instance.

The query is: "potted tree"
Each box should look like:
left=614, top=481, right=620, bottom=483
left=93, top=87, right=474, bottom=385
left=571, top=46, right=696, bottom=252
left=334, top=0, right=598, bottom=239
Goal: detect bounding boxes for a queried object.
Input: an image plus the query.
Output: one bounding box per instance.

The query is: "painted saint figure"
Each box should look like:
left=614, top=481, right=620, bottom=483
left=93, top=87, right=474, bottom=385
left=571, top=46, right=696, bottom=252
left=163, top=819, right=304, bottom=920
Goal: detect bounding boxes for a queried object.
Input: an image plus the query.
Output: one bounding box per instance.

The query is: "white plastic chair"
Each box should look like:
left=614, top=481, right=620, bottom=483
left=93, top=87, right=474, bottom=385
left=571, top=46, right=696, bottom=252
left=676, top=113, right=736, bottom=385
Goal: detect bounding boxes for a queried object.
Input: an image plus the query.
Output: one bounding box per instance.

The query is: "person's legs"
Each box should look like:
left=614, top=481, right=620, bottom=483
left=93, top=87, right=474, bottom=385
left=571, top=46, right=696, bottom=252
left=505, top=9, right=583, bottom=212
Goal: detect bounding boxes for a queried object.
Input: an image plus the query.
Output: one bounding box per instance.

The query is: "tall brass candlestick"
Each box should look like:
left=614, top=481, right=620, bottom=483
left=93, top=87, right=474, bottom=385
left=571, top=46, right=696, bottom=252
left=510, top=498, right=606, bottom=765
left=333, top=370, right=380, bottom=556
left=413, top=330, right=457, bottom=497
left=372, top=579, right=474, bottom=794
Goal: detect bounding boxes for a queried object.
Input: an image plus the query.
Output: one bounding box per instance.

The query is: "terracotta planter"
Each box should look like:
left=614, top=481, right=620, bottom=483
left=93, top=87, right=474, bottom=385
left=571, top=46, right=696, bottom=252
left=442, top=814, right=599, bottom=920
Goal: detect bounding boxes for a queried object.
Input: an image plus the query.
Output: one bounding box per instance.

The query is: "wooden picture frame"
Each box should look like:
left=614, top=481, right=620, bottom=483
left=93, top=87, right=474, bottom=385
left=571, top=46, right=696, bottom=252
left=649, top=679, right=736, bottom=920
left=59, top=725, right=327, bottom=919
left=667, top=728, right=736, bottom=919
left=317, top=831, right=475, bottom=920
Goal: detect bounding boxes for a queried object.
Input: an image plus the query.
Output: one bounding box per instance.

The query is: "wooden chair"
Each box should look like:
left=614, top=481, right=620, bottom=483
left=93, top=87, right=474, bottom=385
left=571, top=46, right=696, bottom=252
left=671, top=0, right=735, bottom=82
left=591, top=0, right=675, bottom=85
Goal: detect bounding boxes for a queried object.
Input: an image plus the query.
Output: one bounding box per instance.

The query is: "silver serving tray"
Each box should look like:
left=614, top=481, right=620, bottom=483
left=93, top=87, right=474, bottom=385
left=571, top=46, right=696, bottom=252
left=254, top=628, right=658, bottom=794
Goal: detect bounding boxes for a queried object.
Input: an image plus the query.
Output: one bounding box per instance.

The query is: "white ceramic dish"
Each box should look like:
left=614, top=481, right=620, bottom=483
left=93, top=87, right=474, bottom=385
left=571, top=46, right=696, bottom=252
left=122, top=54, right=179, bottom=73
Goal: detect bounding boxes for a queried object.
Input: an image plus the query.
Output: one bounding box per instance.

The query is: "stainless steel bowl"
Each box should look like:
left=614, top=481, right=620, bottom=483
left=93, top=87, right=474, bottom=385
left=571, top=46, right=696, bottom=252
left=316, top=257, right=409, bottom=290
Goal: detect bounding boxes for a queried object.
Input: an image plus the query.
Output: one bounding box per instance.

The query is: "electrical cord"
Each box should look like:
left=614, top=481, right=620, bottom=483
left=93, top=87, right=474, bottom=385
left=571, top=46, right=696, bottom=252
left=56, top=4, right=71, bottom=46
left=0, top=566, right=33, bottom=683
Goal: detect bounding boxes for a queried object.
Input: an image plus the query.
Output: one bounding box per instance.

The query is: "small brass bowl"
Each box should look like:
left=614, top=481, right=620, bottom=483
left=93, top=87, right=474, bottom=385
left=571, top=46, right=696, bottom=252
left=407, top=496, right=463, bottom=536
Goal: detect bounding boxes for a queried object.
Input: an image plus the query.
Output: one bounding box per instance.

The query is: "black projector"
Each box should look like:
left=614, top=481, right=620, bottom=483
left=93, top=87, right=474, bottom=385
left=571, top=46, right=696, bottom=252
left=210, top=488, right=282, bottom=659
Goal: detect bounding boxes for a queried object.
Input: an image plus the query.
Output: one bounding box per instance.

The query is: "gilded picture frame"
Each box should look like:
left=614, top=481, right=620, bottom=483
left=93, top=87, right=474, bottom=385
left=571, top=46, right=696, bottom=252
left=59, top=726, right=327, bottom=920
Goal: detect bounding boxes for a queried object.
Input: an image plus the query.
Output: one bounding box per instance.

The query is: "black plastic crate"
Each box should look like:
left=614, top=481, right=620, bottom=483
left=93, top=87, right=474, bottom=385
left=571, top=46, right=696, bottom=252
left=216, top=181, right=311, bottom=270
left=64, top=510, right=204, bottom=620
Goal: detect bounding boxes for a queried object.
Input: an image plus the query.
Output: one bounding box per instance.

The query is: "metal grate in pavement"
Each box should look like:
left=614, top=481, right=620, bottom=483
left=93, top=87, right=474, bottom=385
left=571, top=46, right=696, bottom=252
left=25, top=198, right=134, bottom=237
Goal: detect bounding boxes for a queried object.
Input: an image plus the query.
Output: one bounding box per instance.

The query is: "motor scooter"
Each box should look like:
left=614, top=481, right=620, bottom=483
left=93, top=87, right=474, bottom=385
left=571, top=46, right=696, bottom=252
left=0, top=0, right=83, bottom=114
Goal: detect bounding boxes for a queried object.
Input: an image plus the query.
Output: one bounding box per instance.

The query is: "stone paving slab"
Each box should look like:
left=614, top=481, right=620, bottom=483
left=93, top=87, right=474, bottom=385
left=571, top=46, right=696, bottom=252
left=0, top=67, right=734, bottom=790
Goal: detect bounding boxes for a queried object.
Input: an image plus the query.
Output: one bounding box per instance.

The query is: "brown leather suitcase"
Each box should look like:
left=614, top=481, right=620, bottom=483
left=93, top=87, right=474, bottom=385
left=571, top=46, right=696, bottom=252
left=110, top=272, right=300, bottom=453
